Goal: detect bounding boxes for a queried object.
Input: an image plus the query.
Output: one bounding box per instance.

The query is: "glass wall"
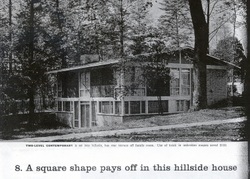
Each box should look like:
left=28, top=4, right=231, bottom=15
left=170, top=68, right=190, bottom=96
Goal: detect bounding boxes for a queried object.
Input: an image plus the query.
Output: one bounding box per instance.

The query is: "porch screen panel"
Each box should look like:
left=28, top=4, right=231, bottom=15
left=181, top=69, right=191, bottom=95
left=80, top=72, right=90, bottom=97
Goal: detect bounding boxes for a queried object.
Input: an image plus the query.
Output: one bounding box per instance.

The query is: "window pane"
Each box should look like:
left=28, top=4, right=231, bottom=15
left=80, top=72, right=85, bottom=89
left=177, top=100, right=190, bottom=111
left=91, top=101, right=97, bottom=126
left=99, top=102, right=102, bottom=113
left=58, top=101, right=62, bottom=111
left=74, top=101, right=79, bottom=119
left=80, top=72, right=90, bottom=90
left=64, top=101, right=71, bottom=111
left=181, top=69, right=190, bottom=95
left=141, top=101, right=146, bottom=113
left=86, top=105, right=90, bottom=127
left=161, top=100, right=168, bottom=112
left=170, top=68, right=180, bottom=96
left=125, top=101, right=129, bottom=114
left=102, top=101, right=111, bottom=114
left=148, top=100, right=168, bottom=113
left=115, top=101, right=121, bottom=115
left=181, top=88, right=190, bottom=95
left=170, top=69, right=180, bottom=87
left=148, top=101, right=159, bottom=113
left=181, top=69, right=190, bottom=85
left=110, top=101, right=113, bottom=114
left=74, top=121, right=79, bottom=128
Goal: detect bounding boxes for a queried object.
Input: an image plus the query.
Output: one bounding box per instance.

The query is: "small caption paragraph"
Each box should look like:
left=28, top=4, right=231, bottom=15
left=25, top=143, right=227, bottom=148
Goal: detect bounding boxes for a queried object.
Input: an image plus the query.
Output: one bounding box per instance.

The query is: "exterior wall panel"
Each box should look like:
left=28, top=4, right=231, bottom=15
left=207, top=69, right=227, bottom=105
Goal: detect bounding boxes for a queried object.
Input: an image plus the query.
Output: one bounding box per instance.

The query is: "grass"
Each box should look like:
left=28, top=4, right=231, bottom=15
left=66, top=122, right=245, bottom=142
left=0, top=106, right=246, bottom=141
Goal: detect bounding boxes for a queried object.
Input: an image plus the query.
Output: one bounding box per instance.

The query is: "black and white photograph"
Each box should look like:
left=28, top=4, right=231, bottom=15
left=0, top=0, right=249, bottom=178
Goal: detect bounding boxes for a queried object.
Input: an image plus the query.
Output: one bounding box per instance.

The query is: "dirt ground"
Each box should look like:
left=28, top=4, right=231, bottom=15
left=59, top=122, right=245, bottom=142
left=0, top=106, right=246, bottom=141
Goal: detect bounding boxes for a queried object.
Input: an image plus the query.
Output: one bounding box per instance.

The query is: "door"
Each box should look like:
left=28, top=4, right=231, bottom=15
left=81, top=104, right=90, bottom=127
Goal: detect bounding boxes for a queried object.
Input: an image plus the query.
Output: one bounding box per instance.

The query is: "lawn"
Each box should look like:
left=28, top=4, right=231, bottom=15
left=59, top=122, right=245, bottom=142
left=0, top=106, right=246, bottom=141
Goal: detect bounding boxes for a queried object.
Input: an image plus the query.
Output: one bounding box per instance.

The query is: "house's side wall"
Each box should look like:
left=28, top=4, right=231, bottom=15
left=56, top=112, right=73, bottom=127
left=207, top=69, right=227, bottom=105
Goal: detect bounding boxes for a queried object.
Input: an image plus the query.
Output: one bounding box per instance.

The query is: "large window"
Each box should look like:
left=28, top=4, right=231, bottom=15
left=170, top=68, right=190, bottom=96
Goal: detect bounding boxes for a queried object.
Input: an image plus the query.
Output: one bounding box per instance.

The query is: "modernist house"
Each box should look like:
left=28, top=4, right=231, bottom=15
left=48, top=48, right=231, bottom=128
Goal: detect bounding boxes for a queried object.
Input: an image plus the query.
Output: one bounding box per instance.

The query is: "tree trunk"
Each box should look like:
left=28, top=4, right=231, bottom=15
left=119, top=0, right=124, bottom=57
left=188, top=0, right=208, bottom=110
left=207, top=0, right=210, bottom=53
left=28, top=0, right=35, bottom=126
left=245, top=0, right=250, bottom=141
left=9, top=0, right=12, bottom=74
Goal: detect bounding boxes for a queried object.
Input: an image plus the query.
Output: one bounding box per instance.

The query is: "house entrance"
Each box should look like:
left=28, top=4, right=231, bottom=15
left=81, top=103, right=90, bottom=127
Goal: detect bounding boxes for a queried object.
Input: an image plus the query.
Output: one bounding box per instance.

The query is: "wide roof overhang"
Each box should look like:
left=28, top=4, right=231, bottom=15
left=47, top=47, right=240, bottom=74
left=47, top=59, right=119, bottom=74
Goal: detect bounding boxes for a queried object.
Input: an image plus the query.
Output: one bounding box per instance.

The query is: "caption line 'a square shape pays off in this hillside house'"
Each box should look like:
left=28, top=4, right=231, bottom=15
left=48, top=48, right=235, bottom=128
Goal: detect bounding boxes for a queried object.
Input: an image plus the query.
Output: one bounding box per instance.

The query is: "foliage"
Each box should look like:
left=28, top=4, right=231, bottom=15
left=127, top=0, right=153, bottom=55
left=158, top=0, right=193, bottom=49
left=0, top=0, right=247, bottom=115
left=212, top=36, right=245, bottom=65
left=142, top=40, right=170, bottom=94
